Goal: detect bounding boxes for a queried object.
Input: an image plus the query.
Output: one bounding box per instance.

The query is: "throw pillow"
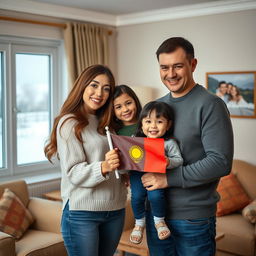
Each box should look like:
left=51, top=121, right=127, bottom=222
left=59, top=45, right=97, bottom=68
left=217, top=173, right=251, bottom=217
left=242, top=199, right=256, bottom=224
left=0, top=188, right=34, bottom=239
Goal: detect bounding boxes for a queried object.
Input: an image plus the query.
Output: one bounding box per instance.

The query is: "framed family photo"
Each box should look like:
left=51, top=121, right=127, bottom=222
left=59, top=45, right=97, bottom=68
left=206, top=71, right=256, bottom=118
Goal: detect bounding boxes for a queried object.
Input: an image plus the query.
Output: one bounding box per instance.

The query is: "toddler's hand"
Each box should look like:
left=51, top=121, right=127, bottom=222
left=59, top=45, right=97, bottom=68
left=165, top=156, right=170, bottom=167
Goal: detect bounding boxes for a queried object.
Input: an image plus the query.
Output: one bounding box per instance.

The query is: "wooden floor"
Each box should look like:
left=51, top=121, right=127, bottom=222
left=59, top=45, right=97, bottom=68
left=115, top=251, right=138, bottom=256
left=115, top=249, right=225, bottom=256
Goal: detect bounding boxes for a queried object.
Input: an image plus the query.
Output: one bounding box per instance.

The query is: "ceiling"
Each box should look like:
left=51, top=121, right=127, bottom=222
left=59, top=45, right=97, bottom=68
left=1, top=0, right=255, bottom=26
left=31, top=0, right=222, bottom=15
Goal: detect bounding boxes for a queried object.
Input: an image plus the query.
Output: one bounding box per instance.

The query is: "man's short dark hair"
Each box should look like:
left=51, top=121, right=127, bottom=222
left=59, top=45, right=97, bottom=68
left=218, top=81, right=226, bottom=88
left=156, top=37, right=194, bottom=60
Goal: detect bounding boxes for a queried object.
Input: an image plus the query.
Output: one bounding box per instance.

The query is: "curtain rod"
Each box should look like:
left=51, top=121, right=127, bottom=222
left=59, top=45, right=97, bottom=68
left=0, top=16, right=112, bottom=35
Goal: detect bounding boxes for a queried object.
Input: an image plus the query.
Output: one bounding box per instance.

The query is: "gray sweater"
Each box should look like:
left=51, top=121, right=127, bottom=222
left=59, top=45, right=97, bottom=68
left=165, top=139, right=183, bottom=169
left=57, top=114, right=127, bottom=211
left=158, top=84, right=234, bottom=219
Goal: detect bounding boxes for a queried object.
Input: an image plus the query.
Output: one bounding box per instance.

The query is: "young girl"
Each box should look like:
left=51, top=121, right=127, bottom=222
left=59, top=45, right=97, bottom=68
left=44, top=65, right=127, bottom=256
left=113, top=84, right=142, bottom=137
left=130, top=101, right=183, bottom=244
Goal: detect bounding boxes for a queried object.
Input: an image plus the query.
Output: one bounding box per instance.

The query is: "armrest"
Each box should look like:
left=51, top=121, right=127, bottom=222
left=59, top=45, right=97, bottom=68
left=0, top=231, right=15, bottom=256
left=28, top=197, right=63, bottom=234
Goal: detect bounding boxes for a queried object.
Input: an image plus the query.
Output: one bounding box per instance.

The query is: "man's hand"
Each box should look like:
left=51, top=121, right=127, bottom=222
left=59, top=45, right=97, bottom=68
left=141, top=173, right=168, bottom=191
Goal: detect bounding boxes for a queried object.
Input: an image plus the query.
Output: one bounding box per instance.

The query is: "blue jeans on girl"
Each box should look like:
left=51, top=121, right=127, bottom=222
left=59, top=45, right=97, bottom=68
left=146, top=208, right=216, bottom=256
left=61, top=202, right=125, bottom=256
left=130, top=171, right=166, bottom=218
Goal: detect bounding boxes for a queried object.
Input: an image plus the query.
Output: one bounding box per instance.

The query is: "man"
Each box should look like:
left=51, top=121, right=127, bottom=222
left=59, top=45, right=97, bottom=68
left=141, top=37, right=234, bottom=256
left=216, top=81, right=229, bottom=103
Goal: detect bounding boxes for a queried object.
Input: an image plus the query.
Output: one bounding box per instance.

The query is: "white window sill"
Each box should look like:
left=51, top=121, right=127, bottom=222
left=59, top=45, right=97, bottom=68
left=0, top=169, right=61, bottom=185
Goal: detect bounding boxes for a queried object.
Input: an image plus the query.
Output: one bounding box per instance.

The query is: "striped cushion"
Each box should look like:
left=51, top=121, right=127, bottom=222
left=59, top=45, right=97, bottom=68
left=0, top=188, right=34, bottom=239
left=242, top=199, right=256, bottom=224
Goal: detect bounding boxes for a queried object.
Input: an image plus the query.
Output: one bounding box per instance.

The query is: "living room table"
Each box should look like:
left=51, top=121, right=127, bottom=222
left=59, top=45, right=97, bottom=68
left=43, top=190, right=61, bottom=201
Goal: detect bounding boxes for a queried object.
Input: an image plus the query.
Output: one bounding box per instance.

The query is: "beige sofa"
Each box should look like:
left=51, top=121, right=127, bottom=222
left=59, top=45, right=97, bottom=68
left=0, top=180, right=67, bottom=256
left=216, top=159, right=256, bottom=256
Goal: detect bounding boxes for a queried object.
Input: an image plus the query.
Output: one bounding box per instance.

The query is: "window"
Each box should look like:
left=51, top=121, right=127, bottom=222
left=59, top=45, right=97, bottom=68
left=0, top=36, right=63, bottom=178
left=16, top=53, right=50, bottom=165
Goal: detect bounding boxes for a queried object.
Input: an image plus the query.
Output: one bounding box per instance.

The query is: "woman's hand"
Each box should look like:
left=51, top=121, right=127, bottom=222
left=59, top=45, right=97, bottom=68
left=101, top=148, right=120, bottom=175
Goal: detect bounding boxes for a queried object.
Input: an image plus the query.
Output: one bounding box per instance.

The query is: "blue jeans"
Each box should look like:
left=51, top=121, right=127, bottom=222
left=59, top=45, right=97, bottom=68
left=130, top=171, right=166, bottom=218
left=146, top=209, right=216, bottom=256
left=61, top=202, right=125, bottom=256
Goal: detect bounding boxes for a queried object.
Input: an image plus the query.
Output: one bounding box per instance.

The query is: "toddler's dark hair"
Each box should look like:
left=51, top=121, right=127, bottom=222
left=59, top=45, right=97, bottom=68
left=135, top=101, right=174, bottom=139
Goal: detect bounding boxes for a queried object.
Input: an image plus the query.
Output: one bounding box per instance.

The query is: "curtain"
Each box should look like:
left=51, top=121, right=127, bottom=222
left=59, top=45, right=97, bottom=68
left=64, top=22, right=109, bottom=88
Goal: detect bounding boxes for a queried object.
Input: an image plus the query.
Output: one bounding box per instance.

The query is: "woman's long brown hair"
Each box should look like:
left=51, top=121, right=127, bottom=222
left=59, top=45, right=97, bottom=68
left=44, top=64, right=115, bottom=162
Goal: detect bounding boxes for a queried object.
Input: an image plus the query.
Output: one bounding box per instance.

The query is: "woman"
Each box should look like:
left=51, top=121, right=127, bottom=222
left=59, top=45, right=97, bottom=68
left=228, top=85, right=248, bottom=106
left=44, top=65, right=127, bottom=256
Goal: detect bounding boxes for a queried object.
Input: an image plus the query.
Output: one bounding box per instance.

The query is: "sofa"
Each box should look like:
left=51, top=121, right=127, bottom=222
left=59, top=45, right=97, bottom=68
left=216, top=159, right=256, bottom=256
left=0, top=180, right=67, bottom=256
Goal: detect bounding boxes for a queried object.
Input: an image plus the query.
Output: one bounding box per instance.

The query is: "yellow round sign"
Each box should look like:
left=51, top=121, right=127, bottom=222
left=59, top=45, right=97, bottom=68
left=129, top=145, right=144, bottom=163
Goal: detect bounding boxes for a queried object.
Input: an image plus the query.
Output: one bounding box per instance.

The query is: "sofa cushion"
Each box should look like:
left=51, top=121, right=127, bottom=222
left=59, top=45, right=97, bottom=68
left=217, top=213, right=255, bottom=256
left=15, top=229, right=67, bottom=256
left=0, top=180, right=29, bottom=207
left=242, top=199, right=256, bottom=224
left=0, top=188, right=34, bottom=239
left=217, top=173, right=251, bottom=217
left=232, top=160, right=256, bottom=199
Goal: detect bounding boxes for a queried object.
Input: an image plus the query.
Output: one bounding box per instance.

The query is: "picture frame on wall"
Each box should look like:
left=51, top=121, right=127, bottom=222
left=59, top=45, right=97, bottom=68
left=206, top=71, right=256, bottom=118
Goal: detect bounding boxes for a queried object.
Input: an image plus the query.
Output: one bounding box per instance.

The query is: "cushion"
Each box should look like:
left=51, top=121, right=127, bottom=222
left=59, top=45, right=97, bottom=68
left=0, top=188, right=34, bottom=239
left=242, top=199, right=256, bottom=224
left=216, top=173, right=251, bottom=217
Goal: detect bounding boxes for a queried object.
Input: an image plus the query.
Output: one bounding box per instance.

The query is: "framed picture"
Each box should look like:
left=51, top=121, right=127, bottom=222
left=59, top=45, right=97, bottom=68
left=206, top=71, right=256, bottom=118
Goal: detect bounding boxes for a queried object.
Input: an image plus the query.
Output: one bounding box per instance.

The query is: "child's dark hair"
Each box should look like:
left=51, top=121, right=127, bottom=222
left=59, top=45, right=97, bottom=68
left=136, top=101, right=174, bottom=139
left=113, top=85, right=142, bottom=130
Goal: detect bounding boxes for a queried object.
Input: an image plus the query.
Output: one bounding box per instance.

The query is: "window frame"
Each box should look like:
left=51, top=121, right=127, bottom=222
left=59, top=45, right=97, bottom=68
left=0, top=45, right=8, bottom=172
left=0, top=35, right=63, bottom=179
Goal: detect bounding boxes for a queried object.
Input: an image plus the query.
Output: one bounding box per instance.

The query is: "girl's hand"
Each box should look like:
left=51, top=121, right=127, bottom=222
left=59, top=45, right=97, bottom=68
left=101, top=148, right=120, bottom=175
left=121, top=173, right=130, bottom=187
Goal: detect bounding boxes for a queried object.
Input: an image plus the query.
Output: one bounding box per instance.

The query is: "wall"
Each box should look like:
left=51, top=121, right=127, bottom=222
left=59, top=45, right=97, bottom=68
left=116, top=10, right=256, bottom=165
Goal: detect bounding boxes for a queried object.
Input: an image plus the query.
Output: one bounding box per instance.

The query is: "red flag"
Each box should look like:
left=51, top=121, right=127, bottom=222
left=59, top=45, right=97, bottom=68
left=110, top=134, right=166, bottom=173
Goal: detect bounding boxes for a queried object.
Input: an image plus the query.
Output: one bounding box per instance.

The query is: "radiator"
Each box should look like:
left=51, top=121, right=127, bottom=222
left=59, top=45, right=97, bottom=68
left=28, top=179, right=61, bottom=198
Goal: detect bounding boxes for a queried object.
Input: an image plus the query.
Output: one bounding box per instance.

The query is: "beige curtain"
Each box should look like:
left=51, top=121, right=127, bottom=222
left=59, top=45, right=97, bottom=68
left=64, top=22, right=109, bottom=87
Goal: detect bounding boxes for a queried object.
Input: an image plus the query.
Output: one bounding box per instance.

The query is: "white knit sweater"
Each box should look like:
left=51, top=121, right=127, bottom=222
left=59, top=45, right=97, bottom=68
left=57, top=114, right=127, bottom=211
